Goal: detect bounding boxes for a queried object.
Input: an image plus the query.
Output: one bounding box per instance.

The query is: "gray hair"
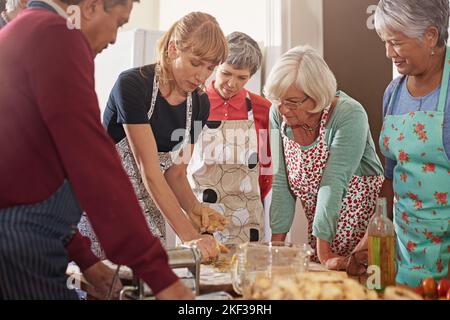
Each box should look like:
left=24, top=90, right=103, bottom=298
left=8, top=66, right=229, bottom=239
left=374, top=0, right=449, bottom=47
left=225, top=32, right=262, bottom=76
left=6, top=0, right=23, bottom=12
left=264, top=45, right=337, bottom=114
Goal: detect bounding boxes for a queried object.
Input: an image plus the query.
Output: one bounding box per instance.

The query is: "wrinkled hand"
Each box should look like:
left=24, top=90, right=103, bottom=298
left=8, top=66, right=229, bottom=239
left=188, top=202, right=229, bottom=233
left=316, top=238, right=340, bottom=265
left=346, top=232, right=369, bottom=276
left=325, top=256, right=349, bottom=271
left=218, top=243, right=230, bottom=254
left=83, top=261, right=122, bottom=300
left=346, top=249, right=368, bottom=276
left=184, top=234, right=221, bottom=263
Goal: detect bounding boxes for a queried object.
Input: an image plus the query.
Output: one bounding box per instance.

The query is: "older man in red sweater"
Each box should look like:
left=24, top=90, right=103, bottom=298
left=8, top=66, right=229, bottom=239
left=0, top=0, right=192, bottom=299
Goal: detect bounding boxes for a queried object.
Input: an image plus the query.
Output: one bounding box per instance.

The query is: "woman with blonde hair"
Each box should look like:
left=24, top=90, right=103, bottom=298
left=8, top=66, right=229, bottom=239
left=266, top=45, right=384, bottom=268
left=79, top=12, right=229, bottom=262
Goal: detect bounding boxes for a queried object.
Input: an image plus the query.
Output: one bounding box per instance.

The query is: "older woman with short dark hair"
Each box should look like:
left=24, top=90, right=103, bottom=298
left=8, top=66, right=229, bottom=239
left=373, top=0, right=450, bottom=287
left=188, top=31, right=272, bottom=244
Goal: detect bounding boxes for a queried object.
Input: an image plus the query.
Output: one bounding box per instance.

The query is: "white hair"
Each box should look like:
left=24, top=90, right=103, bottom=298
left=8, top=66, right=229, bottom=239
left=374, top=0, right=449, bottom=47
left=6, top=0, right=25, bottom=12
left=264, top=45, right=337, bottom=113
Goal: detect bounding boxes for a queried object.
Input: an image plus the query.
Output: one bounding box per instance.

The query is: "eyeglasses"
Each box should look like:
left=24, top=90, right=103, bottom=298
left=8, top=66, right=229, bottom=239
left=275, top=95, right=310, bottom=110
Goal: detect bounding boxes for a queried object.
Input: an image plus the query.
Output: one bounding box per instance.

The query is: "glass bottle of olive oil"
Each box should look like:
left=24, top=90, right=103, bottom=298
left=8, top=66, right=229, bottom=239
left=368, top=198, right=396, bottom=291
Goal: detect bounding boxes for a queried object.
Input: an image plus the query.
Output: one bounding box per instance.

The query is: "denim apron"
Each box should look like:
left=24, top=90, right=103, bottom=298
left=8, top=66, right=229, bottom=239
left=380, top=47, right=450, bottom=287
left=0, top=180, right=82, bottom=299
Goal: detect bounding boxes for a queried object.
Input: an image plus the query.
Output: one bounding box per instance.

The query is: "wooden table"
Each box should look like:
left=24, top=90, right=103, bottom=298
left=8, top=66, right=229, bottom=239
left=67, top=260, right=369, bottom=300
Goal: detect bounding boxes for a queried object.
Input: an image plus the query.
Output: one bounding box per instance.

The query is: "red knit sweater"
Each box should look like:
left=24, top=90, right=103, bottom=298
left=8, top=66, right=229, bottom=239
left=0, top=9, right=178, bottom=294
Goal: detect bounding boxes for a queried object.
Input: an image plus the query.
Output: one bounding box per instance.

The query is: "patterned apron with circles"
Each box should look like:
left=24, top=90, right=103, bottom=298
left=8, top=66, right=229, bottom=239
left=379, top=47, right=450, bottom=287
left=78, top=65, right=192, bottom=257
left=188, top=96, right=264, bottom=244
left=280, top=105, right=384, bottom=262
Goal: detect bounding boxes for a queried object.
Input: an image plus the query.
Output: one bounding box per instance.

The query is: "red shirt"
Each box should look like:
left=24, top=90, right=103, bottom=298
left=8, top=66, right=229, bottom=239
left=0, top=9, right=177, bottom=293
left=207, top=82, right=272, bottom=199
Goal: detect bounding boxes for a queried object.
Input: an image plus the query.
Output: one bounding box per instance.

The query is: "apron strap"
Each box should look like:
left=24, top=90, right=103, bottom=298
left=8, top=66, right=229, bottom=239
left=386, top=76, right=406, bottom=116
left=437, top=46, right=450, bottom=113
left=246, top=92, right=254, bottom=121
left=147, top=64, right=161, bottom=120
left=149, top=64, right=193, bottom=150
left=318, top=104, right=332, bottom=136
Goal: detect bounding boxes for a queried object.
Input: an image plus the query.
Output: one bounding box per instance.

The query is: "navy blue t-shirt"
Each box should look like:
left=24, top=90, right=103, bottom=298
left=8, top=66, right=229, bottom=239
left=103, top=64, right=210, bottom=152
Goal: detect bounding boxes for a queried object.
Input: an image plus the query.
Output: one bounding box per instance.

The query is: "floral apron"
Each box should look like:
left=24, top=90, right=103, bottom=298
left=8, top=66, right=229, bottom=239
left=281, top=105, right=384, bottom=262
left=78, top=65, right=192, bottom=257
left=380, top=47, right=450, bottom=287
left=188, top=96, right=264, bottom=244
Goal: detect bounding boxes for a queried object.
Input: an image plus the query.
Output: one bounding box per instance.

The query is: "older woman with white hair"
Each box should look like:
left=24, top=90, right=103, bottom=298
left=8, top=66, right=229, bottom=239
left=188, top=31, right=272, bottom=244
left=266, top=45, right=384, bottom=268
left=369, top=0, right=450, bottom=287
left=0, top=0, right=27, bottom=29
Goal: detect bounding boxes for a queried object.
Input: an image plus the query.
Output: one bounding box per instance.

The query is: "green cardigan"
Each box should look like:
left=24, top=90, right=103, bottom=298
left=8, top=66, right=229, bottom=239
left=269, top=91, right=384, bottom=242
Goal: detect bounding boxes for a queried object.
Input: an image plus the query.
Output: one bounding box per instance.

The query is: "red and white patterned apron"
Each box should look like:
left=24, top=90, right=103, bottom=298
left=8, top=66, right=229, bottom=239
left=280, top=105, right=384, bottom=262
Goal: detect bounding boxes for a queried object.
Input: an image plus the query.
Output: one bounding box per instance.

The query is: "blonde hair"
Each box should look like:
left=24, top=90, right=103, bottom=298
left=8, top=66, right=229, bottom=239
left=264, top=45, right=337, bottom=113
left=156, top=12, right=228, bottom=95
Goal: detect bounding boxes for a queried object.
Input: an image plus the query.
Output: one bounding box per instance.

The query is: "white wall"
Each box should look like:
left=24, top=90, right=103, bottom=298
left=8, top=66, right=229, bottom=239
left=159, top=0, right=267, bottom=43
left=159, top=0, right=268, bottom=95
left=287, top=0, right=323, bottom=56
left=263, top=0, right=323, bottom=93
left=122, top=0, right=159, bottom=31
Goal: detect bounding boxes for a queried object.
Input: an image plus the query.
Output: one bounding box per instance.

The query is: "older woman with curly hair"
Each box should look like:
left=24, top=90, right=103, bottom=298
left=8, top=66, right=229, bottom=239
left=346, top=0, right=450, bottom=287
left=375, top=0, right=450, bottom=287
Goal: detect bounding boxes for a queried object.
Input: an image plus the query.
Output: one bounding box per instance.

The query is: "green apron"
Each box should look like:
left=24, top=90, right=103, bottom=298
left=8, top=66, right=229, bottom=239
left=380, top=47, right=450, bottom=287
